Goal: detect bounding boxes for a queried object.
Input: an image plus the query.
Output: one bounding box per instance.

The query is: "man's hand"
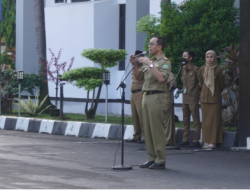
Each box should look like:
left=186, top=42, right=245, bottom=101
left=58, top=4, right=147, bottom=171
left=138, top=57, right=151, bottom=66
left=129, top=55, right=139, bottom=65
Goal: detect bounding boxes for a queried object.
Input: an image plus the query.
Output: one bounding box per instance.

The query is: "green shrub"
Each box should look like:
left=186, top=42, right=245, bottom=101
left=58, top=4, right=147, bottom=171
left=14, top=91, right=51, bottom=116
left=81, top=49, right=127, bottom=70
left=62, top=67, right=105, bottom=91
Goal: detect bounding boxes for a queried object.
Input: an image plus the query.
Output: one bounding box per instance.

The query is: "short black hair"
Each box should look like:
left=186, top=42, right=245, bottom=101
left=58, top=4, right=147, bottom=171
left=153, top=36, right=165, bottom=51
left=184, top=49, right=195, bottom=60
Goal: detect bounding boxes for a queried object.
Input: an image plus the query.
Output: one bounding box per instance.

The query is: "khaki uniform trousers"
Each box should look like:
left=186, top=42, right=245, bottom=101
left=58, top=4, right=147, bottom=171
left=182, top=104, right=201, bottom=142
left=142, top=93, right=167, bottom=165
left=165, top=103, right=176, bottom=145
left=130, top=92, right=144, bottom=140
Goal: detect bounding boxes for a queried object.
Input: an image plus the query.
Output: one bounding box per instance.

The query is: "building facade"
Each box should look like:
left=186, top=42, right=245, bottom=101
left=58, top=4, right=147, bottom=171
left=16, top=0, right=153, bottom=117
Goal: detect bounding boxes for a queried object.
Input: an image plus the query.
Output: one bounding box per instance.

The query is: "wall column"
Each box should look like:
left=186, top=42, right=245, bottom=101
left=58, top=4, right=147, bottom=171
left=239, top=0, right=250, bottom=146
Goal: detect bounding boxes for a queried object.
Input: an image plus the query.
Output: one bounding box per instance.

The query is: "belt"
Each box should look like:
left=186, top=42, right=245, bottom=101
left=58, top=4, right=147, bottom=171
left=143, top=91, right=165, bottom=95
left=131, top=89, right=142, bottom=93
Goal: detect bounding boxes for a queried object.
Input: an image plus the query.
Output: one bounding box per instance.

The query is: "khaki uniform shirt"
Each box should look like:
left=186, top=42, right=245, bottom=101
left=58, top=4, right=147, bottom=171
left=131, top=65, right=144, bottom=91
left=198, top=65, right=225, bottom=104
left=181, top=64, right=200, bottom=104
left=139, top=54, right=171, bottom=92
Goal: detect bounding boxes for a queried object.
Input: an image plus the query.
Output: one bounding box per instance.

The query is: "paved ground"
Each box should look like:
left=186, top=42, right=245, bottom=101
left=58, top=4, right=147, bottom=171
left=0, top=130, right=249, bottom=189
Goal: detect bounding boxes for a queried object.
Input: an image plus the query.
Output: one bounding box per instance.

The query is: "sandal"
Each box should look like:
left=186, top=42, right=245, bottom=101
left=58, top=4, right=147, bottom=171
left=202, top=145, right=210, bottom=149
left=208, top=144, right=217, bottom=149
left=203, top=143, right=217, bottom=149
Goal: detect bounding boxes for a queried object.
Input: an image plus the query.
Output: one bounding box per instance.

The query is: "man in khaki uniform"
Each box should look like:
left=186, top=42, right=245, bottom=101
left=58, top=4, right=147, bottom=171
left=125, top=51, right=145, bottom=143
left=177, top=50, right=201, bottom=148
left=130, top=36, right=171, bottom=169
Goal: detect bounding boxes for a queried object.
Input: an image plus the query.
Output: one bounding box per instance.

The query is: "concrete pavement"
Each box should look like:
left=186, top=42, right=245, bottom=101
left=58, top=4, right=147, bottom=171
left=0, top=129, right=249, bottom=189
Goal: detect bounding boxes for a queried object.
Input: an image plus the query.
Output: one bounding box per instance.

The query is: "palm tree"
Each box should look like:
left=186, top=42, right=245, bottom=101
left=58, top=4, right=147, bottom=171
left=34, top=0, right=54, bottom=111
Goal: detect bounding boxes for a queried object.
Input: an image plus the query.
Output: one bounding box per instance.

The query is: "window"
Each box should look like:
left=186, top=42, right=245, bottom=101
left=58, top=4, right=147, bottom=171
left=71, top=0, right=90, bottom=2
left=55, top=0, right=65, bottom=3
left=119, top=4, right=126, bottom=71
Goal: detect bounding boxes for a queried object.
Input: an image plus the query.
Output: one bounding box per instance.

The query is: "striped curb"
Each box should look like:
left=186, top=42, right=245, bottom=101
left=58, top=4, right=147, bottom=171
left=0, top=116, right=132, bottom=140
left=0, top=116, right=237, bottom=148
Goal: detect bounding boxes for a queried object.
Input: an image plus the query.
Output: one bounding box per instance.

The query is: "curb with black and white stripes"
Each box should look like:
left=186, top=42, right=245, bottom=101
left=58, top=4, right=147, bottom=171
left=0, top=116, right=237, bottom=148
left=0, top=116, right=135, bottom=139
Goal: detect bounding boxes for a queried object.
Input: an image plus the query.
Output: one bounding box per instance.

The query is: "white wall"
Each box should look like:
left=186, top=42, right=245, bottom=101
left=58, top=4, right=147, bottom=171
left=150, top=0, right=161, bottom=17
left=150, top=0, right=184, bottom=17
left=44, top=0, right=132, bottom=115
left=16, top=0, right=38, bottom=73
left=93, top=0, right=122, bottom=101
left=45, top=2, right=95, bottom=99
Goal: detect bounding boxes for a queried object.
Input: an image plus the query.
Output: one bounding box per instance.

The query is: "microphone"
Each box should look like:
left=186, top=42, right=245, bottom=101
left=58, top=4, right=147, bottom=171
left=133, top=51, right=147, bottom=58
left=178, top=58, right=188, bottom=67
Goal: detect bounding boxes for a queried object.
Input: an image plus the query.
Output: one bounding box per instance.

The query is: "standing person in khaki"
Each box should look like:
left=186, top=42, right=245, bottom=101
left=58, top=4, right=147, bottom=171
left=177, top=50, right=201, bottom=148
left=199, top=50, right=225, bottom=149
left=125, top=50, right=145, bottom=143
left=130, top=36, right=171, bottom=169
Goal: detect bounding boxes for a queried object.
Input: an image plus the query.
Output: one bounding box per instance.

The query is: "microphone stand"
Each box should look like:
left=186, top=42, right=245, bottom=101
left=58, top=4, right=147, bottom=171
left=112, top=62, right=139, bottom=170
left=169, top=65, right=183, bottom=91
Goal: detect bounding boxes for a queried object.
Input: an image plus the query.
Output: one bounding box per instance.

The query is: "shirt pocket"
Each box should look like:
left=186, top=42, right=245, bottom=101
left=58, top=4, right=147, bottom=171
left=187, top=73, right=196, bottom=87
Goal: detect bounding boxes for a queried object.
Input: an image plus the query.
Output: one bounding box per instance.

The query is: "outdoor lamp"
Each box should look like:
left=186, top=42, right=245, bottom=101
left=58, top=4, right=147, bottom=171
left=102, top=71, right=110, bottom=85
left=58, top=74, right=62, bottom=81
left=103, top=71, right=110, bottom=123
left=16, top=70, right=24, bottom=83
left=58, top=74, right=67, bottom=118
left=59, top=74, right=67, bottom=82
left=16, top=70, right=24, bottom=117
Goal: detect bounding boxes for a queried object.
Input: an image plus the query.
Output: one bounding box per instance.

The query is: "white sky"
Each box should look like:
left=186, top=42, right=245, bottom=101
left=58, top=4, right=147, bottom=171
left=150, top=0, right=184, bottom=17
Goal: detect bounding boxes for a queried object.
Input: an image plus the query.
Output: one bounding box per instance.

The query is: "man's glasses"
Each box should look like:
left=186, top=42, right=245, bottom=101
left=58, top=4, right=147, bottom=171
left=148, top=43, right=157, bottom=46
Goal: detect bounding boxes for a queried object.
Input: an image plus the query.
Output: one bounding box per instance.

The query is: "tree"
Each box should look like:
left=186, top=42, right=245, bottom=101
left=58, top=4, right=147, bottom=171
left=34, top=0, right=54, bottom=111
left=42, top=48, right=74, bottom=108
left=62, top=67, right=104, bottom=119
left=160, top=0, right=239, bottom=91
left=62, top=48, right=127, bottom=119
left=81, top=49, right=127, bottom=71
left=136, top=14, right=161, bottom=51
left=1, top=0, right=16, bottom=48
left=218, top=41, right=239, bottom=130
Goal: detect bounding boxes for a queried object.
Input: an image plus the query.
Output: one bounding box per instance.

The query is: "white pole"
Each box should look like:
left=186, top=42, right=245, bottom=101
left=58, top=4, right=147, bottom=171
left=18, top=83, right=21, bottom=117
left=105, top=84, right=108, bottom=123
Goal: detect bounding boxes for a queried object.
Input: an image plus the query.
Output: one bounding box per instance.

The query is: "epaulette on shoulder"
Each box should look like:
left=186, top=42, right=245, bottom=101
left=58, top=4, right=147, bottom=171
left=163, top=57, right=169, bottom=61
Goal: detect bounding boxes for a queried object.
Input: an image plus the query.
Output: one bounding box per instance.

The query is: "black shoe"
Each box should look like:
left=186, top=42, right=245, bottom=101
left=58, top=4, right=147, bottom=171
left=125, top=139, right=138, bottom=142
left=188, top=141, right=200, bottom=148
left=177, top=141, right=189, bottom=147
left=149, top=163, right=165, bottom=169
left=139, top=161, right=154, bottom=168
left=137, top=139, right=145, bottom=144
